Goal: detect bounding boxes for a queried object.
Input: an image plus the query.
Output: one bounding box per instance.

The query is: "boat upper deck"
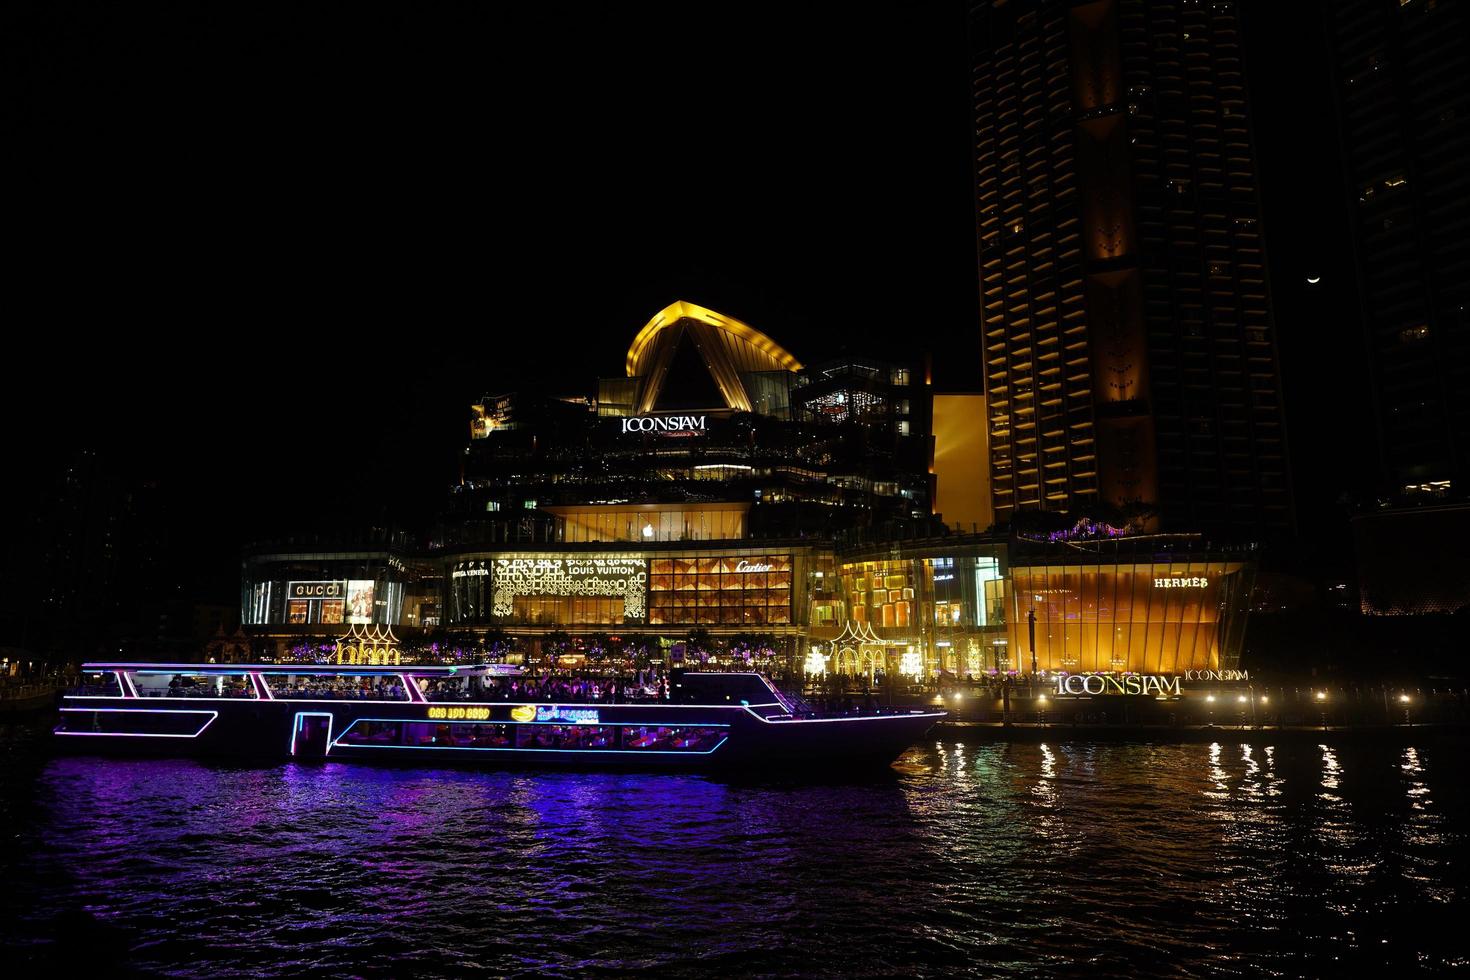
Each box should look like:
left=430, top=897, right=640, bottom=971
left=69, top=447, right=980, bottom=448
left=71, top=663, right=792, bottom=710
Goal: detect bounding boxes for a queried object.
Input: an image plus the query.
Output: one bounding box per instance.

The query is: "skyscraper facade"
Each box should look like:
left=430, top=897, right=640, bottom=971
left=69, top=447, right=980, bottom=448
left=968, top=0, right=1291, bottom=541
left=1324, top=0, right=1470, bottom=501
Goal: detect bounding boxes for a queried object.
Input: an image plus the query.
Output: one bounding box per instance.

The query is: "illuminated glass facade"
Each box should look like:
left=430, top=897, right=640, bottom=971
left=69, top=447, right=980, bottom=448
left=1006, top=541, right=1254, bottom=674
left=818, top=546, right=1012, bottom=679
left=442, top=548, right=810, bottom=633
left=240, top=544, right=435, bottom=630
left=647, top=555, right=793, bottom=626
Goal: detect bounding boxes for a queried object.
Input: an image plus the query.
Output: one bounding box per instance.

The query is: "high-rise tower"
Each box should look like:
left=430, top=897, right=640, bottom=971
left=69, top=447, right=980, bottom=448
left=969, top=0, right=1291, bottom=540
left=1324, top=0, right=1470, bottom=501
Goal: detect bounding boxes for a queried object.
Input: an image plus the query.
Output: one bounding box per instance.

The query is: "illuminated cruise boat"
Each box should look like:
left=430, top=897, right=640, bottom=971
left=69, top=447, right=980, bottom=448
left=55, top=664, right=944, bottom=769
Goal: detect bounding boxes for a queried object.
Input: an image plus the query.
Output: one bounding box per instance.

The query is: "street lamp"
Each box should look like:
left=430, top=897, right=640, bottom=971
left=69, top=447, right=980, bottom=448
left=1205, top=693, right=1216, bottom=727
left=1316, top=690, right=1328, bottom=729
left=1399, top=692, right=1412, bottom=726
left=1037, top=693, right=1047, bottom=727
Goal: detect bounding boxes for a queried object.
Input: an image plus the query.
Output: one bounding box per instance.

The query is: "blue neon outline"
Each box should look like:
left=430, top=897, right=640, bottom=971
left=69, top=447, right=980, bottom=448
left=289, top=711, right=336, bottom=757
left=55, top=707, right=219, bottom=739
left=330, top=718, right=730, bottom=756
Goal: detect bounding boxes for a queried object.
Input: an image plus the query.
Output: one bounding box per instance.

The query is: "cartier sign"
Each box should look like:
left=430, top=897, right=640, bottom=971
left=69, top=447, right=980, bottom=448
left=734, top=560, right=773, bottom=573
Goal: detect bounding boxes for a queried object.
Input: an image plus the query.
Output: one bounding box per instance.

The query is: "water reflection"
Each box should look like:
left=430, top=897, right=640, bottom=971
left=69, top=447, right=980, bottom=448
left=2, top=737, right=1468, bottom=977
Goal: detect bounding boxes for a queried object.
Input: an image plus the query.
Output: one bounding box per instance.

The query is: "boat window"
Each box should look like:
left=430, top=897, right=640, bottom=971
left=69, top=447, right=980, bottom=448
left=126, top=672, right=257, bottom=699
left=55, top=708, right=216, bottom=737
left=620, top=726, right=725, bottom=752
left=420, top=676, right=473, bottom=702
left=68, top=671, right=122, bottom=697
left=261, top=673, right=407, bottom=701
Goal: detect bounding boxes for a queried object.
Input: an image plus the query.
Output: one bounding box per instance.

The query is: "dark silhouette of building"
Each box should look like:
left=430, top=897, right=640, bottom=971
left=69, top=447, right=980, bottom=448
left=1323, top=0, right=1470, bottom=501
left=0, top=450, right=171, bottom=659
left=968, top=0, right=1291, bottom=540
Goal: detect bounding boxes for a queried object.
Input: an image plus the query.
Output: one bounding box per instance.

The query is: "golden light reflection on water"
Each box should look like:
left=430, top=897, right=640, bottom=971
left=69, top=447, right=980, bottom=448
left=1320, top=744, right=1341, bottom=794
left=1402, top=747, right=1430, bottom=813
left=1206, top=741, right=1229, bottom=801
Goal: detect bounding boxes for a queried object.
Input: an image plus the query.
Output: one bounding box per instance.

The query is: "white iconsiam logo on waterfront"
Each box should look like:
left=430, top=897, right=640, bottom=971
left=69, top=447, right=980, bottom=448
left=1184, top=669, right=1249, bottom=682
left=1153, top=576, right=1210, bottom=588
left=1054, top=674, right=1183, bottom=696
left=621, top=415, right=707, bottom=433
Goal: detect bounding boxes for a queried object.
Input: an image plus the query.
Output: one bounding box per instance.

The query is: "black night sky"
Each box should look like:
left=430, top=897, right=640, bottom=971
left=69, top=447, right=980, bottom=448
left=5, top=1, right=1368, bottom=605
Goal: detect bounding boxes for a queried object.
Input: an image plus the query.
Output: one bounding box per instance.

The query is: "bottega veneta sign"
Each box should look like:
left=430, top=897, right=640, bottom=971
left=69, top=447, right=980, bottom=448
left=621, top=415, right=707, bottom=433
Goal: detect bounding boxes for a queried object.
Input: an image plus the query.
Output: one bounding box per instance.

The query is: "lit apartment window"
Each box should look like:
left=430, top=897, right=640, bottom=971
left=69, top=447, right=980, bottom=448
left=523, top=499, right=538, bottom=509
left=485, top=500, right=501, bottom=512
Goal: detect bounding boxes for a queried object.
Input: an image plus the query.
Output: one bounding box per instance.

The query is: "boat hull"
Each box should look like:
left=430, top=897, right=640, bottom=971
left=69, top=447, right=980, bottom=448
left=53, top=697, right=944, bottom=770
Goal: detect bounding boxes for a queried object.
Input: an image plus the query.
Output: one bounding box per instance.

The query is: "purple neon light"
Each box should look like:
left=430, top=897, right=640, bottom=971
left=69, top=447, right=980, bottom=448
left=115, top=670, right=139, bottom=698
left=331, top=718, right=731, bottom=756
left=82, top=661, right=466, bottom=675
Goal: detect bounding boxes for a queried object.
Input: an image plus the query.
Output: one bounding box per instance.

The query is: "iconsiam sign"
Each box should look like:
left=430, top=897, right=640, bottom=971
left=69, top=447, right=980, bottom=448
left=491, top=557, right=648, bottom=618
left=1054, top=673, right=1183, bottom=696
left=620, top=415, right=707, bottom=433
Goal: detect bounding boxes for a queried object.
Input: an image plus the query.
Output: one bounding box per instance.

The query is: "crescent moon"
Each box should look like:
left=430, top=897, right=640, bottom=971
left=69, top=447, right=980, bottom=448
left=1307, top=276, right=1321, bottom=284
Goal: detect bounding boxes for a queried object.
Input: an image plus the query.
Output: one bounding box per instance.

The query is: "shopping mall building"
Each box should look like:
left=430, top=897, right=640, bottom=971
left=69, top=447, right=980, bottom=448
left=238, top=302, right=1256, bottom=678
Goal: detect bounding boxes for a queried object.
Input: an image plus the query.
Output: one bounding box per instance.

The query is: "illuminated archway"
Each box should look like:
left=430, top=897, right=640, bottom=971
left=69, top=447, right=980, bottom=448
left=625, top=301, right=803, bottom=414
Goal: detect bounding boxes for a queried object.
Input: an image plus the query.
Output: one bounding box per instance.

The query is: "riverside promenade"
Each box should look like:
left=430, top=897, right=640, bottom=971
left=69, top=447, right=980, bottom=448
left=807, top=677, right=1470, bottom=743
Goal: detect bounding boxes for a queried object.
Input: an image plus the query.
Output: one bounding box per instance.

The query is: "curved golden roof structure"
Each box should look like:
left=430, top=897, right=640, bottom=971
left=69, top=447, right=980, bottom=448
left=625, top=301, right=802, bottom=414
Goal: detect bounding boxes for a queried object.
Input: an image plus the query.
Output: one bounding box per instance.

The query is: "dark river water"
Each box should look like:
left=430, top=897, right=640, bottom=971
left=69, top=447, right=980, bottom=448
left=2, top=721, right=1467, bottom=978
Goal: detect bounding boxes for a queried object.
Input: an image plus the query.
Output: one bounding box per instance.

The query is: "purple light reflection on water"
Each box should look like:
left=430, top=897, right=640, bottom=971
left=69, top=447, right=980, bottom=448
left=4, top=735, right=1470, bottom=977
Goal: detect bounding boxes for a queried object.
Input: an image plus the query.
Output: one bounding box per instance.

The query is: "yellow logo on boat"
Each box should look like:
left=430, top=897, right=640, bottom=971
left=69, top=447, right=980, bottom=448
left=510, top=704, right=536, bottom=722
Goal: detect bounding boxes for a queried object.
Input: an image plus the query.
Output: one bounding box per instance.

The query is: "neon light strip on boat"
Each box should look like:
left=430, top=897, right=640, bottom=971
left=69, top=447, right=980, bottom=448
left=115, top=670, right=139, bottom=698
left=331, top=718, right=730, bottom=756
left=399, top=674, right=425, bottom=703
left=55, top=708, right=219, bottom=739
left=289, top=712, right=335, bottom=757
